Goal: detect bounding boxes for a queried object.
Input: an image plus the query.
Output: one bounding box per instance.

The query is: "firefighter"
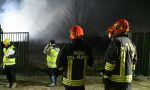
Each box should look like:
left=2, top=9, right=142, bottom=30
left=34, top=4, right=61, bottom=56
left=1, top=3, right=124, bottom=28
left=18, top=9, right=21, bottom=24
left=43, top=40, right=60, bottom=87
left=103, top=19, right=138, bottom=90
left=3, top=38, right=17, bottom=88
left=56, top=25, right=94, bottom=90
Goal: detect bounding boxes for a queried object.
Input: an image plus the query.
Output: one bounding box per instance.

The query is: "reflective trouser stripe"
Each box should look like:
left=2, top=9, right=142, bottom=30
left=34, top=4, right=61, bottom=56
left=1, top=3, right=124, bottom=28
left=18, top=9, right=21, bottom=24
left=63, top=78, right=85, bottom=86
left=110, top=75, right=132, bottom=82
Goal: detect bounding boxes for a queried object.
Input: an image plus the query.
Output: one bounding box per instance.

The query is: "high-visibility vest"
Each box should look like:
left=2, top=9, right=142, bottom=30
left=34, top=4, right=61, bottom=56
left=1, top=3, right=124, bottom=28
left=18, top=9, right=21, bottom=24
left=3, top=45, right=16, bottom=66
left=47, top=47, right=59, bottom=68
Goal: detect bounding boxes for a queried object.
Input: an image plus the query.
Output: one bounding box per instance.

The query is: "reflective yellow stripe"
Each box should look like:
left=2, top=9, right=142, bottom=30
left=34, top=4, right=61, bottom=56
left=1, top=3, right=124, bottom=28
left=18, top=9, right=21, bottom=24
left=68, top=59, right=73, bottom=80
left=110, top=75, right=132, bottom=82
left=120, top=47, right=126, bottom=76
left=47, top=61, right=57, bottom=68
left=63, top=78, right=85, bottom=86
left=4, top=58, right=15, bottom=65
left=105, top=62, right=115, bottom=71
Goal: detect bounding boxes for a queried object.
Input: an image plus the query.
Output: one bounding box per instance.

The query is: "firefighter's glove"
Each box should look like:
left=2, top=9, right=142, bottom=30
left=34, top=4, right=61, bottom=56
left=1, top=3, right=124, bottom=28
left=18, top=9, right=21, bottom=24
left=2, top=65, right=5, bottom=69
left=0, top=65, right=5, bottom=69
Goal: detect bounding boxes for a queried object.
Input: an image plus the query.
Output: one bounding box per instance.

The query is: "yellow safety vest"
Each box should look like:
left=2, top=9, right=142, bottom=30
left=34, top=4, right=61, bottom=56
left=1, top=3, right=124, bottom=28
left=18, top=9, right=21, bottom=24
left=3, top=45, right=16, bottom=66
left=47, top=47, right=59, bottom=68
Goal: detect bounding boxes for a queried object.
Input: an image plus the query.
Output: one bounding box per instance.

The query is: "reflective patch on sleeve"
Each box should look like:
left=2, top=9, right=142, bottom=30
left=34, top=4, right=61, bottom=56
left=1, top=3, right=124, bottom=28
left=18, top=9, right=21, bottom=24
left=105, top=62, right=116, bottom=71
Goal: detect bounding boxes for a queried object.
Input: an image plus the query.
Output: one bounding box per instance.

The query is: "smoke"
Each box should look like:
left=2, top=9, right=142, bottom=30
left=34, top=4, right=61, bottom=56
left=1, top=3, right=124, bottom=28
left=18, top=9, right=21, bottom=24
left=0, top=0, right=149, bottom=43
left=0, top=0, right=66, bottom=42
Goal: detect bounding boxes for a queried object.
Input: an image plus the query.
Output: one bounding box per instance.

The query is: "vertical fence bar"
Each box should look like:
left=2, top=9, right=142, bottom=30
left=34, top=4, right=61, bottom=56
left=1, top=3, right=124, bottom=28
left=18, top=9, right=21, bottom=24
left=0, top=30, right=3, bottom=66
left=148, top=33, right=150, bottom=74
left=132, top=32, right=150, bottom=75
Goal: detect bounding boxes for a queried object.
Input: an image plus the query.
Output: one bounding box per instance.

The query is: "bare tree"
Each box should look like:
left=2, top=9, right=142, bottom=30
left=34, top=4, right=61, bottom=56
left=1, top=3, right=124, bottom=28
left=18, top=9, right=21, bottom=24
left=63, top=0, right=95, bottom=33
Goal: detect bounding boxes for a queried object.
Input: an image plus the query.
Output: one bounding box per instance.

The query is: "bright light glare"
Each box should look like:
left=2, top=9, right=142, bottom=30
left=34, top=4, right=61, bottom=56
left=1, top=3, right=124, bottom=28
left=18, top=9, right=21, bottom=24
left=0, top=0, right=64, bottom=41
left=2, top=11, right=29, bottom=32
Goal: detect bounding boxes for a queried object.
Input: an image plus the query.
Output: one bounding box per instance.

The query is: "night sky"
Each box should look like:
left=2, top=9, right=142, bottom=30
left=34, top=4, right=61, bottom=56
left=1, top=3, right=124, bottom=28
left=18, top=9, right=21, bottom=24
left=0, top=0, right=149, bottom=43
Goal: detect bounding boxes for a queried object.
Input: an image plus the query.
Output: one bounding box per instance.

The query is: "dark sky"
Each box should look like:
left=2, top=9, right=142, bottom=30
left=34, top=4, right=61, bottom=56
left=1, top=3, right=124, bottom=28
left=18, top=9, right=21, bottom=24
left=86, top=0, right=150, bottom=34
left=55, top=0, right=150, bottom=42
left=0, top=0, right=149, bottom=43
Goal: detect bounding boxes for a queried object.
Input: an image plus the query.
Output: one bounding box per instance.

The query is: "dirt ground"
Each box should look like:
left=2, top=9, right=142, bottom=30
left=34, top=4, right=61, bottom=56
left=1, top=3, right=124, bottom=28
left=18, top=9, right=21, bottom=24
left=0, top=74, right=150, bottom=90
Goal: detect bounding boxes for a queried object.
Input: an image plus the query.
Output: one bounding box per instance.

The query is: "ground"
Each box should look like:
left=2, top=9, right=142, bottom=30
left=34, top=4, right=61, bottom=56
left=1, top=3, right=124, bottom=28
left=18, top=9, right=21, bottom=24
left=0, top=74, right=150, bottom=90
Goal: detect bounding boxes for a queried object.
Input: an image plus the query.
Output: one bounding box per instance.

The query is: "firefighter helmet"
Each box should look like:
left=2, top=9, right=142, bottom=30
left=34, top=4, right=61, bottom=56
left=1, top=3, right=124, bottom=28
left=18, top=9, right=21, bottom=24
left=3, top=38, right=10, bottom=45
left=69, top=25, right=84, bottom=40
left=107, top=19, right=129, bottom=37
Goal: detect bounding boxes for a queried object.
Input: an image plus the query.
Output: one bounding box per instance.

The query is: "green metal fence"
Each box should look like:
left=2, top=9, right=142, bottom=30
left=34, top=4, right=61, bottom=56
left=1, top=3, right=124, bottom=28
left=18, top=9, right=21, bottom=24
left=0, top=32, right=29, bottom=73
left=1, top=32, right=149, bottom=75
left=132, top=32, right=150, bottom=75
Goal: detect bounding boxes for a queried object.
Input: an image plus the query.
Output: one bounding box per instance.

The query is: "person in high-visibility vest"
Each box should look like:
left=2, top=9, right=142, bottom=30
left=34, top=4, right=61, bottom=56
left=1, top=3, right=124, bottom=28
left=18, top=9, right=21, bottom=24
left=3, top=38, right=17, bottom=88
left=103, top=19, right=138, bottom=90
left=56, top=25, right=94, bottom=90
left=43, top=40, right=60, bottom=87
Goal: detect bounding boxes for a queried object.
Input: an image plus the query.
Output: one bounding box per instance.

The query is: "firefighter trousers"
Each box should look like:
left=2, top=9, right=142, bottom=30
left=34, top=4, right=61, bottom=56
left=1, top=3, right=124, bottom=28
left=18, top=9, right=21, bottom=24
left=104, top=81, right=131, bottom=90
left=64, top=85, right=85, bottom=90
left=47, top=68, right=58, bottom=84
left=5, top=65, right=16, bottom=85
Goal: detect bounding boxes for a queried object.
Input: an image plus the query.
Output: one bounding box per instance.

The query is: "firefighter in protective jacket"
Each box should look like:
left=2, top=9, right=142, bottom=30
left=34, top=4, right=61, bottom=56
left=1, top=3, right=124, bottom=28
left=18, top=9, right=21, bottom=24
left=103, top=19, right=138, bottom=90
left=56, top=25, right=94, bottom=90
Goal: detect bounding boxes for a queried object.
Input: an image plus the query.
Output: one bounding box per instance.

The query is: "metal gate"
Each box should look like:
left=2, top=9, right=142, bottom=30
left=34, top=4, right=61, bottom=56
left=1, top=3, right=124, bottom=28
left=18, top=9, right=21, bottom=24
left=0, top=32, right=29, bottom=73
left=132, top=32, right=150, bottom=75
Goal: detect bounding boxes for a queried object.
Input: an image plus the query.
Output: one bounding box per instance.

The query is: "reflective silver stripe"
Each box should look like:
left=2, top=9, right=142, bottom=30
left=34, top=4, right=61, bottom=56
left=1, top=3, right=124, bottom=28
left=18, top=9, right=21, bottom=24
left=5, top=58, right=16, bottom=65
left=63, top=77, right=85, bottom=86
left=110, top=75, right=132, bottom=82
left=105, top=62, right=115, bottom=71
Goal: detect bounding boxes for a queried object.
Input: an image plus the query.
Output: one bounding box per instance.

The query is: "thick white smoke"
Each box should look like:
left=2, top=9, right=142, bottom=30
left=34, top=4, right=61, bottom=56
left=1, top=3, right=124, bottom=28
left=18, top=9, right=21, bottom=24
left=0, top=0, right=65, bottom=41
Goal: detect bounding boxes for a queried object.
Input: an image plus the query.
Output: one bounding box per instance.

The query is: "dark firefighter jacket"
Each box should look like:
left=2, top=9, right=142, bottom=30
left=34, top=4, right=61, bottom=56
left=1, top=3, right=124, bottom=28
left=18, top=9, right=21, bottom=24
left=56, top=39, right=94, bottom=86
left=104, top=34, right=138, bottom=83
